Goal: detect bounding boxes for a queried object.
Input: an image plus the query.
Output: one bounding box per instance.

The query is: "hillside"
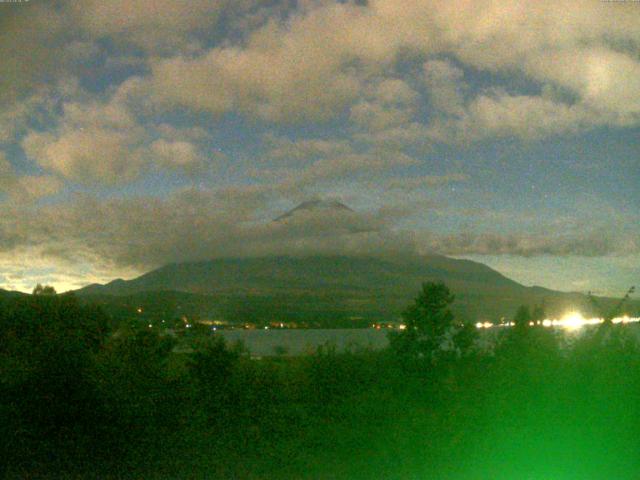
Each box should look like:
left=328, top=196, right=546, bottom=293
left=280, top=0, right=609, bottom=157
left=73, top=254, right=635, bottom=325
left=0, top=288, right=27, bottom=299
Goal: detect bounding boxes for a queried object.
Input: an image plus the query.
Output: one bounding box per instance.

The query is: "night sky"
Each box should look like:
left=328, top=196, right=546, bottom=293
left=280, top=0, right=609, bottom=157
left=0, top=0, right=638, bottom=294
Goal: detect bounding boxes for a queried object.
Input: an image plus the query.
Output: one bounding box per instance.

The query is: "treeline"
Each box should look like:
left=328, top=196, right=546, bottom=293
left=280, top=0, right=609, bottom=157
left=1, top=285, right=640, bottom=479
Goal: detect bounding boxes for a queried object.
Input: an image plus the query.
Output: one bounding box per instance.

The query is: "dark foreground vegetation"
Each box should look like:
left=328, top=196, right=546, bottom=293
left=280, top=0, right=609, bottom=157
left=2, top=284, right=640, bottom=479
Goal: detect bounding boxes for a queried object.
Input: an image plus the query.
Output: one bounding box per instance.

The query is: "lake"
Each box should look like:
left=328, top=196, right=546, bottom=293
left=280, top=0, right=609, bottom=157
left=211, top=321, right=640, bottom=357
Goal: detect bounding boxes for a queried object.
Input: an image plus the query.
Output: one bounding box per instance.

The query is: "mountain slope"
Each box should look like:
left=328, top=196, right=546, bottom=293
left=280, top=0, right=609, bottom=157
left=73, top=200, right=638, bottom=324
left=274, top=199, right=353, bottom=221
left=0, top=288, right=27, bottom=299
left=76, top=254, right=517, bottom=295
left=73, top=254, right=632, bottom=324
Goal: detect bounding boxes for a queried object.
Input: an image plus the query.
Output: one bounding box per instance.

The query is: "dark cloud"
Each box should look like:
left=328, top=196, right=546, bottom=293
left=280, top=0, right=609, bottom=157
left=0, top=3, right=82, bottom=107
left=422, top=231, right=639, bottom=258
left=0, top=188, right=409, bottom=271
left=1, top=188, right=637, bottom=281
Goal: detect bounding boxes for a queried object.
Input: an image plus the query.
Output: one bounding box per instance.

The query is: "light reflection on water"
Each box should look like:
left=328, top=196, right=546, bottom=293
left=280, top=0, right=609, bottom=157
left=476, top=314, right=640, bottom=331
left=214, top=320, right=640, bottom=357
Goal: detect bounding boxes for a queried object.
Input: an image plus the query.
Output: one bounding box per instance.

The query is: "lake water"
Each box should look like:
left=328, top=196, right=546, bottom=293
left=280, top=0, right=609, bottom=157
left=217, top=328, right=390, bottom=356
left=211, top=322, right=640, bottom=357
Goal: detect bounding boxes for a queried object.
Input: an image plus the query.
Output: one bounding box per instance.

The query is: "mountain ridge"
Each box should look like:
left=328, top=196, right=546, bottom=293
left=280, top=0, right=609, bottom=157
left=274, top=199, right=353, bottom=221
left=71, top=201, right=638, bottom=324
left=72, top=253, right=633, bottom=324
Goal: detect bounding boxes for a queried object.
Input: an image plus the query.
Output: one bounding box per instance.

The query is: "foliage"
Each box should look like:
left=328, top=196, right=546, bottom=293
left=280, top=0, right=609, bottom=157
left=3, top=289, right=640, bottom=479
left=0, top=293, right=110, bottom=473
left=513, top=304, right=531, bottom=328
left=187, top=334, right=242, bottom=407
left=589, top=286, right=636, bottom=325
left=32, top=284, right=57, bottom=296
left=389, top=281, right=477, bottom=362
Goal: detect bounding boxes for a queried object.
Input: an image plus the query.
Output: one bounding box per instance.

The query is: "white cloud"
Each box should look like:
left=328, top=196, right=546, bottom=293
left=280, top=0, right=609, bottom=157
left=22, top=127, right=146, bottom=186
left=150, top=138, right=207, bottom=173
left=525, top=47, right=640, bottom=121
left=452, top=92, right=589, bottom=141
left=146, top=2, right=414, bottom=122
left=67, top=0, right=231, bottom=52
left=136, top=0, right=640, bottom=137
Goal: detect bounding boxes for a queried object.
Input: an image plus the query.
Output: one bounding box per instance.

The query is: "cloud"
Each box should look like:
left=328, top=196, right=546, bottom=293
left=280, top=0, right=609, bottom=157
left=524, top=47, right=640, bottom=121
left=10, top=176, right=64, bottom=203
left=1, top=0, right=640, bottom=294
left=354, top=122, right=436, bottom=151
left=22, top=127, right=146, bottom=186
left=421, top=230, right=640, bottom=258
left=264, top=135, right=353, bottom=163
left=0, top=245, right=140, bottom=293
left=0, top=89, right=58, bottom=145
left=150, top=139, right=207, bottom=174
left=0, top=4, right=69, bottom=106
left=4, top=187, right=635, bottom=277
left=386, top=173, right=469, bottom=190
left=0, top=153, right=63, bottom=203
left=145, top=2, right=415, bottom=122
left=135, top=0, right=640, bottom=136
left=444, top=92, right=590, bottom=142
left=66, top=0, right=231, bottom=52
left=18, top=82, right=150, bottom=185
left=260, top=148, right=421, bottom=196
left=148, top=45, right=362, bottom=122
left=423, top=59, right=466, bottom=117
left=18, top=80, right=227, bottom=184
left=0, top=187, right=410, bottom=273
left=349, top=101, right=413, bottom=132
left=0, top=180, right=636, bottom=293
left=5, top=0, right=640, bottom=159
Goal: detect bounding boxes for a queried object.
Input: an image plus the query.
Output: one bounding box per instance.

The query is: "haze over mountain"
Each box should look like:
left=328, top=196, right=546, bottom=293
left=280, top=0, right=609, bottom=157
left=75, top=202, right=637, bottom=325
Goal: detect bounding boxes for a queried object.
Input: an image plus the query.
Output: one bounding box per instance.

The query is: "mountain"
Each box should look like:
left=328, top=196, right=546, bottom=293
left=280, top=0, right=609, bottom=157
left=77, top=254, right=517, bottom=296
left=0, top=288, right=27, bottom=299
left=74, top=201, right=638, bottom=325
left=274, top=199, right=353, bottom=221
left=73, top=254, right=633, bottom=325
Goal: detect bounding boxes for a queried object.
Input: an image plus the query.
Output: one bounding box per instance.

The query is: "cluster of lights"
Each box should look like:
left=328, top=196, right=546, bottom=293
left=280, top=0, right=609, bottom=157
left=476, top=312, right=640, bottom=331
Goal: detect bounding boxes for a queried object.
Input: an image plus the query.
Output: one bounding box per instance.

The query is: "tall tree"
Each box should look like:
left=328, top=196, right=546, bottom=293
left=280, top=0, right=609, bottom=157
left=513, top=305, right=532, bottom=330
left=390, top=282, right=474, bottom=362
left=32, top=284, right=56, bottom=296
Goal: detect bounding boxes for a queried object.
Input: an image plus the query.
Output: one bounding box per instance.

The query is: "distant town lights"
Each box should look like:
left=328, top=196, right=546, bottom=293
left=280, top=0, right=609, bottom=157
left=474, top=312, right=640, bottom=330
left=559, top=311, right=590, bottom=330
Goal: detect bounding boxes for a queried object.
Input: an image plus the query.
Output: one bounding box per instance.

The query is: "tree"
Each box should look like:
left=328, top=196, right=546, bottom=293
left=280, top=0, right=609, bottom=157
left=188, top=335, right=242, bottom=403
left=586, top=286, right=636, bottom=348
left=0, top=294, right=111, bottom=472
left=532, top=304, right=546, bottom=325
left=513, top=305, right=531, bottom=330
left=390, top=282, right=475, bottom=362
left=589, top=286, right=635, bottom=326
left=32, top=283, right=57, bottom=296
